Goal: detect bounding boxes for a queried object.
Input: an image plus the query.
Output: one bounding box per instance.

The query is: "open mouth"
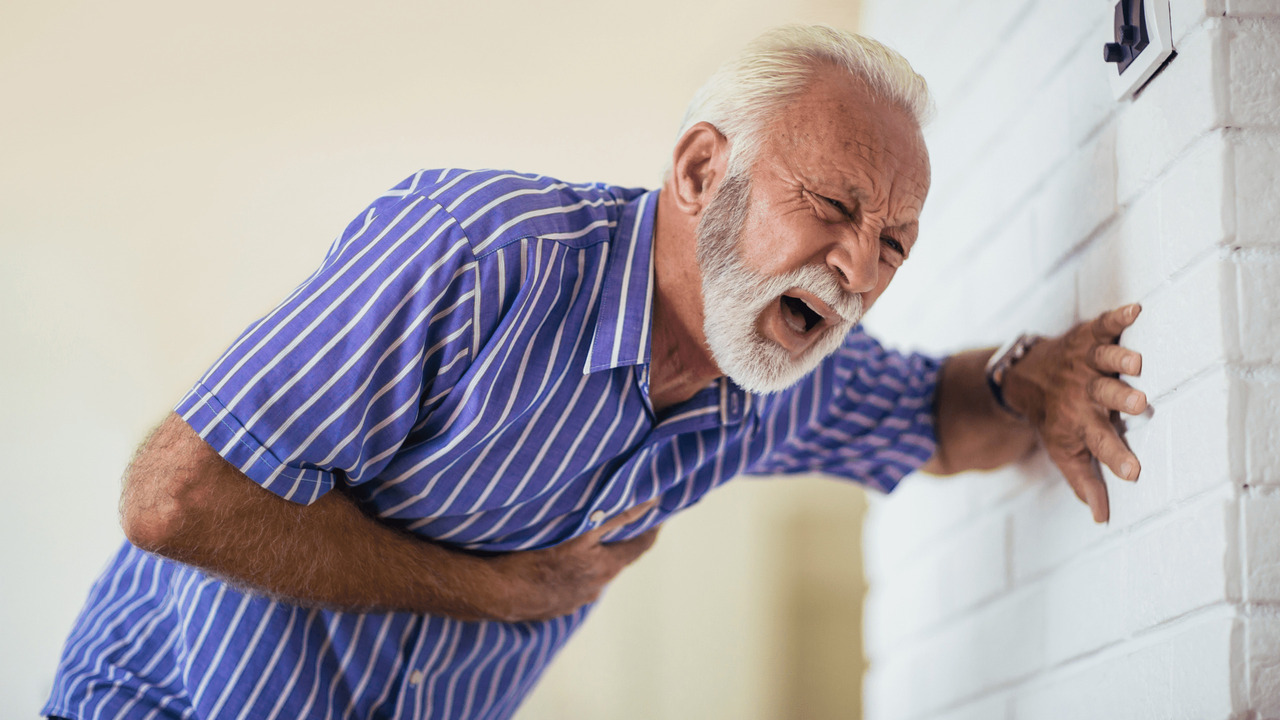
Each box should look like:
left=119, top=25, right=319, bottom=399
left=780, top=293, right=824, bottom=335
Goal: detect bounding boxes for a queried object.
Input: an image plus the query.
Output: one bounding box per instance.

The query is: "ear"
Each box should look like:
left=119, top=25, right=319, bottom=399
left=669, top=121, right=730, bottom=216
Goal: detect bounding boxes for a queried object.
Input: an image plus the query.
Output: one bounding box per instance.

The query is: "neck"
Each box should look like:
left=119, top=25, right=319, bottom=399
left=648, top=186, right=723, bottom=414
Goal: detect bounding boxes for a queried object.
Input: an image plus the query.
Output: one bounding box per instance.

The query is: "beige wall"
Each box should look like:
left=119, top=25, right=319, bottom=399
left=1, top=1, right=872, bottom=718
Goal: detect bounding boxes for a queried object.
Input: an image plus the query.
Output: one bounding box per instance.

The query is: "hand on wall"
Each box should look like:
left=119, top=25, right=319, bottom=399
left=1004, top=304, right=1146, bottom=523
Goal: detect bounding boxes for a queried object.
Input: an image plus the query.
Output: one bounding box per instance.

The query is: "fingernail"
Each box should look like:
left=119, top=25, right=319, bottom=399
left=1125, top=357, right=1139, bottom=374
left=1126, top=394, right=1140, bottom=411
left=1121, top=461, right=1134, bottom=479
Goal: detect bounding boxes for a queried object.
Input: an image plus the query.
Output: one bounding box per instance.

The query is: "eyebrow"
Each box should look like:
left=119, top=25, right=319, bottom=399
left=892, top=222, right=921, bottom=253
left=829, top=177, right=920, bottom=231
left=841, top=184, right=871, bottom=208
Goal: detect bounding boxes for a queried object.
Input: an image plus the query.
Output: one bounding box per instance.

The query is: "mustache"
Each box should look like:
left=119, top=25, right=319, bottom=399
left=764, top=264, right=863, bottom=323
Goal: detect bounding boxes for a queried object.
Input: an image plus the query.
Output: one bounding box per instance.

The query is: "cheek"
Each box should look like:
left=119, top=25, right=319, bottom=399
left=736, top=212, right=816, bottom=275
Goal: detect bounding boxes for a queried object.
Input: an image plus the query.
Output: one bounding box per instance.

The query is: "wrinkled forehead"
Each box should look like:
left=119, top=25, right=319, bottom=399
left=764, top=74, right=931, bottom=204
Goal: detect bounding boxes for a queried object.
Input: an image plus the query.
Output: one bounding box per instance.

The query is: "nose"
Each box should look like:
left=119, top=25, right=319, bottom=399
left=824, top=232, right=880, bottom=295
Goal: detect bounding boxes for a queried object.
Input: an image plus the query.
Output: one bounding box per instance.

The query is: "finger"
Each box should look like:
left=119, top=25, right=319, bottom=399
left=1081, top=417, right=1141, bottom=481
left=601, top=527, right=660, bottom=568
left=1088, top=344, right=1143, bottom=376
left=592, top=499, right=659, bottom=536
left=1087, top=376, right=1148, bottom=414
left=1052, top=451, right=1110, bottom=523
left=1090, top=303, right=1142, bottom=343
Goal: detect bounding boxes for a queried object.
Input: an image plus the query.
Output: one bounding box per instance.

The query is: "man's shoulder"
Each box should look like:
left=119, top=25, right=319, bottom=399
left=379, top=168, right=650, bottom=258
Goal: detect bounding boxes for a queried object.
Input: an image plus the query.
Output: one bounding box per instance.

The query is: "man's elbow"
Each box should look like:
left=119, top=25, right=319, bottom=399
left=119, top=416, right=207, bottom=554
left=120, top=469, right=188, bottom=554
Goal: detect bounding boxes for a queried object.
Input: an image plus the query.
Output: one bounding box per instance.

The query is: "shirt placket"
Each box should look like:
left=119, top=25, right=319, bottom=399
left=581, top=376, right=749, bottom=531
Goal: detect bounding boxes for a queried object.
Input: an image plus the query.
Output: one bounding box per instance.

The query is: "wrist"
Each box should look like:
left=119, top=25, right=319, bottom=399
left=473, top=552, right=539, bottom=623
left=984, top=333, right=1044, bottom=421
left=999, top=345, right=1046, bottom=422
left=409, top=542, right=505, bottom=621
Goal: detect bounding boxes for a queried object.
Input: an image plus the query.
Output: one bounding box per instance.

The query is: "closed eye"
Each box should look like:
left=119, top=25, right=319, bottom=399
left=881, top=236, right=905, bottom=255
left=817, top=193, right=855, bottom=221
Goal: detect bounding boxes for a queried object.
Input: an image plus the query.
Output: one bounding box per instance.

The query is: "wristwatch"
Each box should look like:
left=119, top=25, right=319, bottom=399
left=984, top=333, right=1043, bottom=416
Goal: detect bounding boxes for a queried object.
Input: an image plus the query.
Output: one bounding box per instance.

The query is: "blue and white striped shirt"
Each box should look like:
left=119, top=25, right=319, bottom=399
left=46, top=169, right=940, bottom=720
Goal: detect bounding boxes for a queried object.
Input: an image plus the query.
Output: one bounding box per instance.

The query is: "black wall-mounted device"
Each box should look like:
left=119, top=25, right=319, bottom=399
left=1104, top=0, right=1151, bottom=74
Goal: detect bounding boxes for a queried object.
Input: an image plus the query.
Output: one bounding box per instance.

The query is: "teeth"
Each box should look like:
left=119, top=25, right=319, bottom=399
left=780, top=296, right=811, bottom=334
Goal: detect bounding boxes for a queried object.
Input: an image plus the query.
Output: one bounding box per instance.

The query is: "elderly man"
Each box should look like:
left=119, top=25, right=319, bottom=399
left=45, top=25, right=1145, bottom=720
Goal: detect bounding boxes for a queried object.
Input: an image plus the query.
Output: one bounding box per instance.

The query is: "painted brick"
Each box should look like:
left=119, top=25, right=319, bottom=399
left=1091, top=371, right=1229, bottom=528
left=1037, top=487, right=1236, bottom=666
left=1249, top=614, right=1280, bottom=716
left=1229, top=0, right=1280, bottom=14
left=862, top=271, right=978, bottom=357
left=1057, top=17, right=1124, bottom=147
left=1032, top=125, right=1118, bottom=274
left=925, top=7, right=1112, bottom=202
left=1115, top=23, right=1227, bottom=204
left=1124, top=486, right=1239, bottom=630
left=1232, top=373, right=1280, bottom=485
left=1245, top=495, right=1280, bottom=601
left=1234, top=130, right=1280, bottom=247
left=931, top=694, right=1010, bottom=720
left=908, top=0, right=1036, bottom=108
left=1159, top=130, right=1233, bottom=276
left=937, top=585, right=1047, bottom=706
left=1165, top=369, right=1233, bottom=498
left=861, top=0, right=1276, bottom=715
left=1095, top=378, right=1230, bottom=522
left=1171, top=0, right=1228, bottom=42
left=865, top=474, right=974, bottom=580
left=1010, top=453, right=1117, bottom=582
left=866, top=509, right=1009, bottom=657
left=923, top=39, right=1123, bottom=272
left=864, top=466, right=1023, bottom=585
left=924, top=112, right=1068, bottom=275
left=1228, top=18, right=1280, bottom=128
left=1042, top=542, right=1129, bottom=665
left=955, top=212, right=1040, bottom=330
left=932, top=511, right=1010, bottom=619
left=1229, top=252, right=1280, bottom=363
left=1001, top=266, right=1080, bottom=348
left=999, top=0, right=1108, bottom=107
left=1103, top=255, right=1226, bottom=398
left=864, top=557, right=935, bottom=657
left=863, top=0, right=970, bottom=102
left=1074, top=180, right=1165, bottom=321
left=869, top=585, right=1049, bottom=718
left=1013, top=612, right=1241, bottom=720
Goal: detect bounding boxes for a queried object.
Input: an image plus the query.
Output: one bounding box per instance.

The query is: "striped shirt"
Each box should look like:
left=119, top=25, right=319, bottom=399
left=45, top=169, right=940, bottom=720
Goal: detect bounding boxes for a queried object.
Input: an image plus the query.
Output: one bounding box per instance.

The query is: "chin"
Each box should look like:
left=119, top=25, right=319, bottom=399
left=711, top=326, right=848, bottom=395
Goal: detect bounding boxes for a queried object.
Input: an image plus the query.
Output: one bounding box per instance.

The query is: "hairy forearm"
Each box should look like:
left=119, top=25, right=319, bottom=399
left=122, top=414, right=505, bottom=620
left=923, top=348, right=1038, bottom=475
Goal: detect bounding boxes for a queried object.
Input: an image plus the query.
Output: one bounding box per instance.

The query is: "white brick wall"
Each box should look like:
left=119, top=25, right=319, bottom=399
left=859, top=1, right=1280, bottom=717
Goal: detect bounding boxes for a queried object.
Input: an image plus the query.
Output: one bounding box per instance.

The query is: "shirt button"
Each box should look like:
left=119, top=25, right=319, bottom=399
left=409, top=670, right=425, bottom=686
left=589, top=510, right=606, bottom=525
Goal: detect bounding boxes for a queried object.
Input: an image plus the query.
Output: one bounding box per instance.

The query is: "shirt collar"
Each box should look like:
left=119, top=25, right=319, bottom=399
left=584, top=189, right=659, bottom=374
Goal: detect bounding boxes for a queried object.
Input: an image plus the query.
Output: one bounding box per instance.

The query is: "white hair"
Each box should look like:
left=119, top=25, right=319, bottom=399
left=672, top=25, right=932, bottom=178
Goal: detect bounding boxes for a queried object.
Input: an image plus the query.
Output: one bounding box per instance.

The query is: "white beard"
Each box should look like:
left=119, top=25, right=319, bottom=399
left=696, top=171, right=864, bottom=394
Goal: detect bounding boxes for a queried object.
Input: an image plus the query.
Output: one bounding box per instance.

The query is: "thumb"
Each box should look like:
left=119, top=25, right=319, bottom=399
left=602, top=527, right=661, bottom=568
left=591, top=499, right=659, bottom=538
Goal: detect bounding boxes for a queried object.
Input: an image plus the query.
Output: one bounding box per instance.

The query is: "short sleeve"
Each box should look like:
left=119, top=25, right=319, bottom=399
left=175, top=183, right=478, bottom=504
left=746, top=328, right=941, bottom=493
